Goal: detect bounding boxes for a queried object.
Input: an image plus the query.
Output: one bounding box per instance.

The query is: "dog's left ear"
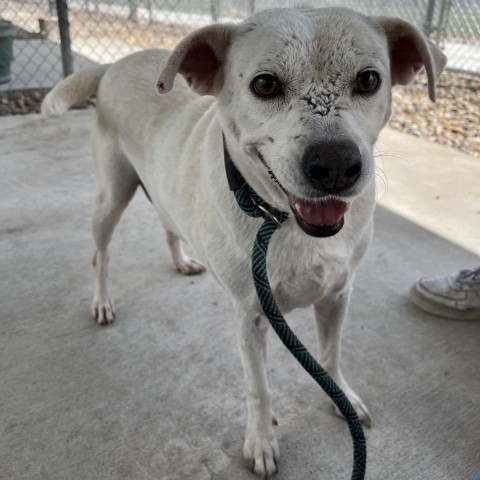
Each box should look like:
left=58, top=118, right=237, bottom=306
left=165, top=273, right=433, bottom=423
left=157, top=24, right=236, bottom=96
left=376, top=17, right=447, bottom=101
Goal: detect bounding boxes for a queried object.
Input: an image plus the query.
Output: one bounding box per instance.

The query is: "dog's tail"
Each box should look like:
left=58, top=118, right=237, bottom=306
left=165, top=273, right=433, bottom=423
left=41, top=64, right=110, bottom=117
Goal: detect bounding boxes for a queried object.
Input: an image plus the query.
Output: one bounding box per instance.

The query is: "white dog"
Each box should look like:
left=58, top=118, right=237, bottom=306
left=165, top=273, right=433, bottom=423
left=42, top=7, right=446, bottom=477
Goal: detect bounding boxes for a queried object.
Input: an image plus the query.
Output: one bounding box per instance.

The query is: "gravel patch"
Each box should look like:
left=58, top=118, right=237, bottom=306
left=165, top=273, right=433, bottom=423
left=390, top=71, right=479, bottom=158
left=1, top=71, right=478, bottom=158
left=0, top=89, right=94, bottom=115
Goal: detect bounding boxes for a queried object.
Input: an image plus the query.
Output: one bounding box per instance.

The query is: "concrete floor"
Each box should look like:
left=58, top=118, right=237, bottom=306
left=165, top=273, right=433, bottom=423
left=0, top=110, right=479, bottom=479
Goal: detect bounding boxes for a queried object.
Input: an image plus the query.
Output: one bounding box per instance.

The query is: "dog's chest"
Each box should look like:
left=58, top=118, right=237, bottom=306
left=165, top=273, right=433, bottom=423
left=267, top=233, right=350, bottom=312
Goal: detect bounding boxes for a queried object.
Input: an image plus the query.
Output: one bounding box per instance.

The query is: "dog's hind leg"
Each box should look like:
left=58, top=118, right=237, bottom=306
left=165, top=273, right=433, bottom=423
left=314, top=288, right=372, bottom=427
left=165, top=231, right=205, bottom=275
left=91, top=126, right=139, bottom=325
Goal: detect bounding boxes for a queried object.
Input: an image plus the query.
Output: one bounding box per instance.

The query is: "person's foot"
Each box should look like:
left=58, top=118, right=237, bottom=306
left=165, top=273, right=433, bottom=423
left=409, top=267, right=480, bottom=320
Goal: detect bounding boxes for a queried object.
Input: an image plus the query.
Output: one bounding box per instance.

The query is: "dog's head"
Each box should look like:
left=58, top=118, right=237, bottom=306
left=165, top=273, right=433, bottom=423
left=158, top=7, right=446, bottom=237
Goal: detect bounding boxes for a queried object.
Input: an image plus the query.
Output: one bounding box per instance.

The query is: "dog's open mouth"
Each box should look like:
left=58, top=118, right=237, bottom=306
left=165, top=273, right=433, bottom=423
left=252, top=149, right=348, bottom=237
left=288, top=194, right=348, bottom=237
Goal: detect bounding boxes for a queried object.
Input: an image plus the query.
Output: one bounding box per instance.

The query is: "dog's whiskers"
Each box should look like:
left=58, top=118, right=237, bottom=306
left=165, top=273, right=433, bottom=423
left=374, top=166, right=388, bottom=200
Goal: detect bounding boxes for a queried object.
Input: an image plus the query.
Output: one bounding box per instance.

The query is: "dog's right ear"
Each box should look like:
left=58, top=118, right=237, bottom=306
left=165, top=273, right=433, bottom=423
left=157, top=24, right=236, bottom=96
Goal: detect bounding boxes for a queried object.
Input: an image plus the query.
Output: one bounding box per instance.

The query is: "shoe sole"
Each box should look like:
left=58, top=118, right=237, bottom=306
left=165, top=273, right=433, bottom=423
left=409, top=286, right=480, bottom=321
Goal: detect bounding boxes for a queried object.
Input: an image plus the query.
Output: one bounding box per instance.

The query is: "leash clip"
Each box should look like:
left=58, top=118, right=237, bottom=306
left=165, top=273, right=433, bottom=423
left=250, top=196, right=283, bottom=228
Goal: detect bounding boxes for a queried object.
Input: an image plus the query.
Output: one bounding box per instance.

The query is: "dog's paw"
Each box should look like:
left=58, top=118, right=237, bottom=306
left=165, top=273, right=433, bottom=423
left=175, top=257, right=206, bottom=276
left=91, top=296, right=116, bottom=326
left=243, top=429, right=279, bottom=478
left=333, top=389, right=372, bottom=428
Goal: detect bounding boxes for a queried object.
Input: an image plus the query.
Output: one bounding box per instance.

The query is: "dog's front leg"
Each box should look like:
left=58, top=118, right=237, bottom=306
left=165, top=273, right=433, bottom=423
left=314, top=288, right=372, bottom=427
left=236, top=305, right=279, bottom=477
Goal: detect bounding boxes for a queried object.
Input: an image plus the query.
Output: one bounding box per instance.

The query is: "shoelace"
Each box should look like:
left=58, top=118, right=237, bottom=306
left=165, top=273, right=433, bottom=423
left=457, top=267, right=480, bottom=286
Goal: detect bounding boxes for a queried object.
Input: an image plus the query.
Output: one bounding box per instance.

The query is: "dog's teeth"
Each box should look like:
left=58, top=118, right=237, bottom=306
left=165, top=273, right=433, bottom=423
left=295, top=203, right=300, bottom=211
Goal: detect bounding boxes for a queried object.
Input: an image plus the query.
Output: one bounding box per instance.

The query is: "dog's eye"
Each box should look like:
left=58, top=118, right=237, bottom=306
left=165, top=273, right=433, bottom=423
left=356, top=71, right=380, bottom=95
left=251, top=75, right=282, bottom=98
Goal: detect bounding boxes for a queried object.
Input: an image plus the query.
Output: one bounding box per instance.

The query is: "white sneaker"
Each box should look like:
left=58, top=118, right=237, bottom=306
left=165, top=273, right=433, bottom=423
left=409, top=267, right=480, bottom=320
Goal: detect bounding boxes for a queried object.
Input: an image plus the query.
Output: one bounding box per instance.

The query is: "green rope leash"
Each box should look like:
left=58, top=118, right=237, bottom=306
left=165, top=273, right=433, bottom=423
left=234, top=183, right=367, bottom=480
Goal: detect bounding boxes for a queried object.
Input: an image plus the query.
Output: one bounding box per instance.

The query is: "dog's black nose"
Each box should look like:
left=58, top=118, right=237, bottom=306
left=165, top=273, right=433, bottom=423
left=302, top=141, right=362, bottom=194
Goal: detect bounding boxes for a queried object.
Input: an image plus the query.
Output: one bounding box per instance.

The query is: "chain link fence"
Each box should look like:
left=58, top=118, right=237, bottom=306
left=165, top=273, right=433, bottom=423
left=0, top=0, right=479, bottom=93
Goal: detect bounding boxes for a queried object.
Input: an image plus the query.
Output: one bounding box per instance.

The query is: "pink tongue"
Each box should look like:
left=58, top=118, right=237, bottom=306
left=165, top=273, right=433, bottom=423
left=289, top=196, right=348, bottom=227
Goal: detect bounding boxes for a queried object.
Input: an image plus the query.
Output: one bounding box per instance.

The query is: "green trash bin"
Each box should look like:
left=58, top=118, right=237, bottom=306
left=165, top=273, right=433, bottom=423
left=0, top=20, right=15, bottom=84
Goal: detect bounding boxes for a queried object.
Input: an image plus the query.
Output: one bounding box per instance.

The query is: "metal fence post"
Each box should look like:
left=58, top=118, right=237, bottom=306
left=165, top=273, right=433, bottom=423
left=56, top=0, right=73, bottom=77
left=147, top=0, right=154, bottom=23
left=48, top=0, right=58, bottom=17
left=211, top=0, right=220, bottom=22
left=248, top=0, right=256, bottom=15
left=422, top=0, right=436, bottom=36
left=128, top=0, right=139, bottom=22
left=435, top=0, right=451, bottom=45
